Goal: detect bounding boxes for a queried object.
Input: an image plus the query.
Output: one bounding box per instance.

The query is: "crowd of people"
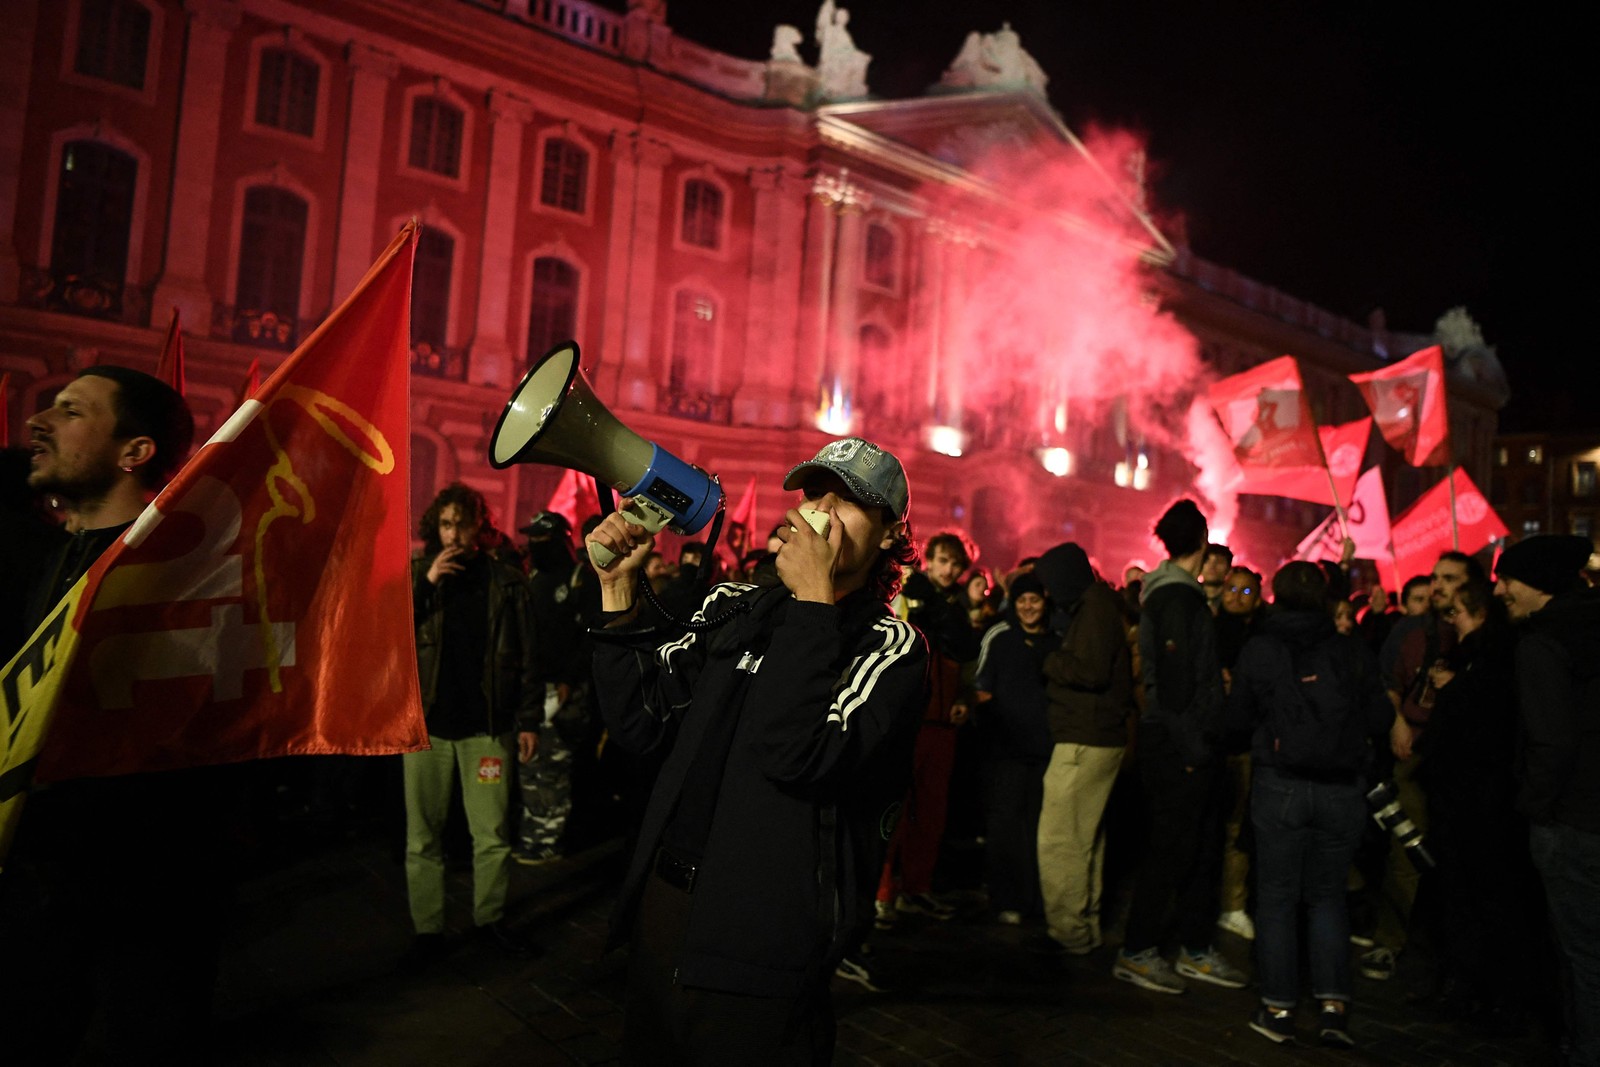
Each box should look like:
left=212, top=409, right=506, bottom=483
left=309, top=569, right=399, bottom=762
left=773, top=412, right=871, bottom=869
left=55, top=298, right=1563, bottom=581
left=3, top=372, right=1598, bottom=1067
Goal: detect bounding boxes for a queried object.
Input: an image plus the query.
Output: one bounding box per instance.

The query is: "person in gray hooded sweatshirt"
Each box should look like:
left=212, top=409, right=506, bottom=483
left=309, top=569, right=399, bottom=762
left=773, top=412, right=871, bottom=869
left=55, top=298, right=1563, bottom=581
left=1112, top=499, right=1247, bottom=994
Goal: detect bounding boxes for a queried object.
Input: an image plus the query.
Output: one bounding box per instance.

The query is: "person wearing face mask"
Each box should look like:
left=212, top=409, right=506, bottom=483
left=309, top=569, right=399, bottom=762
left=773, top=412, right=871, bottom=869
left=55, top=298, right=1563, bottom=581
left=971, top=572, right=1056, bottom=927
left=587, top=437, right=927, bottom=1063
left=1033, top=542, right=1136, bottom=956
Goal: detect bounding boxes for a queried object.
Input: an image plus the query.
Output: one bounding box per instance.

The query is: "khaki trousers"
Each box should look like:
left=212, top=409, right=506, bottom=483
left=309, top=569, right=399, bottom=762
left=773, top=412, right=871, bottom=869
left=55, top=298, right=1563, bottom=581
left=1037, top=742, right=1124, bottom=947
left=403, top=733, right=515, bottom=933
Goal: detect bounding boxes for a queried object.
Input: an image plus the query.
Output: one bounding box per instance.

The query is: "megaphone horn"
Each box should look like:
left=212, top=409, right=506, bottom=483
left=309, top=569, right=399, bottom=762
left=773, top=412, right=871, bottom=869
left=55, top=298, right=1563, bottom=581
left=488, top=341, right=723, bottom=568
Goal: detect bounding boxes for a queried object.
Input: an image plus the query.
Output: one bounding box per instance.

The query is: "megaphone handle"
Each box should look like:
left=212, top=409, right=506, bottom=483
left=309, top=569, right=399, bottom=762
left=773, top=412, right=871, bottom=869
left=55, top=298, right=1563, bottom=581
left=588, top=498, right=673, bottom=570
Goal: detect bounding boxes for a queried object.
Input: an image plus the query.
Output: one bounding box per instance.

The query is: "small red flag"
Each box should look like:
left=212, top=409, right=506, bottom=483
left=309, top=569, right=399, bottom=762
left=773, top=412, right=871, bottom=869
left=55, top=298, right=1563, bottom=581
left=1349, top=345, right=1451, bottom=467
left=234, top=358, right=261, bottom=410
left=30, top=223, right=428, bottom=783
left=544, top=466, right=601, bottom=533
left=1208, top=356, right=1324, bottom=469
left=1388, top=467, right=1507, bottom=586
left=155, top=307, right=186, bottom=397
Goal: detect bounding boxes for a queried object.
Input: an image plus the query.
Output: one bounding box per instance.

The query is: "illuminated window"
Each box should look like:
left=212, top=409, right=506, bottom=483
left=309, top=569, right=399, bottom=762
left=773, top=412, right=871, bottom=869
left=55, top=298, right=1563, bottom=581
left=670, top=290, right=716, bottom=391
left=539, top=138, right=588, bottom=214
left=864, top=223, right=897, bottom=289
left=1527, top=446, right=1545, bottom=464
left=1496, top=447, right=1509, bottom=466
left=236, top=186, right=307, bottom=321
left=681, top=179, right=723, bottom=250
left=410, top=229, right=454, bottom=351
left=1522, top=519, right=1543, bottom=536
left=1575, top=462, right=1597, bottom=498
left=409, top=97, right=464, bottom=178
left=51, top=140, right=137, bottom=291
left=75, top=0, right=151, bottom=90
left=526, top=257, right=578, bottom=362
left=256, top=48, right=320, bottom=137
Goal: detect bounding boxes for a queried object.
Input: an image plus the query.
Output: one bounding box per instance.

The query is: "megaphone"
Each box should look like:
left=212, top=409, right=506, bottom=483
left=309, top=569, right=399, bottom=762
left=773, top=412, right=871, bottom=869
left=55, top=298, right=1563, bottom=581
left=489, top=341, right=722, bottom=568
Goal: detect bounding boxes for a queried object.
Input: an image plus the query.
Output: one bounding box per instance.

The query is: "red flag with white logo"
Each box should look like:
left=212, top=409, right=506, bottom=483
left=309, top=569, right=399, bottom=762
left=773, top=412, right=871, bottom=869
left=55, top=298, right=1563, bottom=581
left=1238, top=418, right=1371, bottom=507
left=1208, top=356, right=1325, bottom=470
left=1388, top=467, right=1507, bottom=588
left=30, top=223, right=428, bottom=783
left=1349, top=345, right=1451, bottom=467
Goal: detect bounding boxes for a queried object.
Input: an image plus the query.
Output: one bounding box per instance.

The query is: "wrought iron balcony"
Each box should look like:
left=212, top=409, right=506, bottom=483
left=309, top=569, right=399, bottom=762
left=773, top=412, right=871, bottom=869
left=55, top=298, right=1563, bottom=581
left=663, top=386, right=731, bottom=425
left=19, top=265, right=148, bottom=324
left=410, top=341, right=468, bottom=381
left=215, top=305, right=300, bottom=351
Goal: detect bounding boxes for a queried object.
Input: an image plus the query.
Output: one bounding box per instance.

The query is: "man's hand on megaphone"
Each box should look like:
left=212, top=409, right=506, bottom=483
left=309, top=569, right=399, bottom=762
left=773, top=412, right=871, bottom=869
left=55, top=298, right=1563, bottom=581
left=775, top=506, right=840, bottom=605
left=588, top=501, right=654, bottom=608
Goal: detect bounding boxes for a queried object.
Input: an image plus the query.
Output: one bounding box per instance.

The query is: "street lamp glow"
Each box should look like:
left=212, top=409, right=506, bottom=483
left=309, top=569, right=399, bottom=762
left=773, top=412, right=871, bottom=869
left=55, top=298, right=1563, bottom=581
left=928, top=425, right=965, bottom=457
left=1039, top=447, right=1073, bottom=477
left=1114, top=461, right=1131, bottom=488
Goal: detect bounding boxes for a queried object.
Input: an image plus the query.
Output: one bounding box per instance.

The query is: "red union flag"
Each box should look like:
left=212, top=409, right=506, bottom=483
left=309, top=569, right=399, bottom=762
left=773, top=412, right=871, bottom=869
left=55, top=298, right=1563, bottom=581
left=1389, top=467, right=1507, bottom=586
left=1208, top=356, right=1324, bottom=470
left=25, top=223, right=428, bottom=786
left=1350, top=345, right=1451, bottom=467
left=1237, top=418, right=1371, bottom=507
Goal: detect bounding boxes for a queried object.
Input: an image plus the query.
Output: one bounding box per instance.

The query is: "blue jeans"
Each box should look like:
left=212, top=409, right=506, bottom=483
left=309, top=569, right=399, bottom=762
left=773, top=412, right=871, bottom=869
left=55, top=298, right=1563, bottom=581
left=1530, top=822, right=1600, bottom=1066
left=1251, top=766, right=1366, bottom=1008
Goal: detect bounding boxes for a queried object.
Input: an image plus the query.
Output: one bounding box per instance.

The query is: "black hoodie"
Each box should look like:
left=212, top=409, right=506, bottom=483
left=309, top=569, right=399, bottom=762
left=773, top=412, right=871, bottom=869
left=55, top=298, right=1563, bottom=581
left=1514, top=586, right=1600, bottom=831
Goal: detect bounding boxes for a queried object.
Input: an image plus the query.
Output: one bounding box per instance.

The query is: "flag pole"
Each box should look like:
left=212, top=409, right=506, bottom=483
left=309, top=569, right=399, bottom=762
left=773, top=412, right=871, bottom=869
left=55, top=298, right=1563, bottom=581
left=1447, top=463, right=1460, bottom=550
left=1306, top=373, right=1350, bottom=543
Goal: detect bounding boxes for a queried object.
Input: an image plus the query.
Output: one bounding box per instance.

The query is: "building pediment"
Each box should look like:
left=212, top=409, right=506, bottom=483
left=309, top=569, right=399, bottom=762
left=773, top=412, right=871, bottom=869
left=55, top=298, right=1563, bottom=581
left=818, top=90, right=1173, bottom=259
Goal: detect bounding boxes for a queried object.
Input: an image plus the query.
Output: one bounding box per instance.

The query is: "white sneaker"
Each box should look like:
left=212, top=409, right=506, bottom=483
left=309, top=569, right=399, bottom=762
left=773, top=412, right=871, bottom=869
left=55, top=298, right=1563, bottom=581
left=1217, top=909, right=1256, bottom=940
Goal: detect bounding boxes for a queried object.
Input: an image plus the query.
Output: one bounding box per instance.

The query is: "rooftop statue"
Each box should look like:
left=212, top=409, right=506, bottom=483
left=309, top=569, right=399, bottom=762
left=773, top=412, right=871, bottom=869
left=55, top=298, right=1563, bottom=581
left=816, top=0, right=871, bottom=100
left=770, top=24, right=803, bottom=63
left=941, top=22, right=1049, bottom=94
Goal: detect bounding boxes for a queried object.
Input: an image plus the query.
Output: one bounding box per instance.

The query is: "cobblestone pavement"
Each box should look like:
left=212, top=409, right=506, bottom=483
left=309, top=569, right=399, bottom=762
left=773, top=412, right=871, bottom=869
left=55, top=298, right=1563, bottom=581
left=213, top=833, right=1559, bottom=1066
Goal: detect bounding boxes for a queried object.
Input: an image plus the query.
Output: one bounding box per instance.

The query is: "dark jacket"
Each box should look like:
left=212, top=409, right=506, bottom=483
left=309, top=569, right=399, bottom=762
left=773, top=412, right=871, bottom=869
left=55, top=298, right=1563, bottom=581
left=1041, top=581, right=1134, bottom=748
left=595, top=582, right=927, bottom=997
left=1514, top=586, right=1600, bottom=832
left=974, top=616, right=1055, bottom=761
left=1138, top=560, right=1224, bottom=767
left=1224, top=608, right=1391, bottom=777
left=411, top=554, right=542, bottom=736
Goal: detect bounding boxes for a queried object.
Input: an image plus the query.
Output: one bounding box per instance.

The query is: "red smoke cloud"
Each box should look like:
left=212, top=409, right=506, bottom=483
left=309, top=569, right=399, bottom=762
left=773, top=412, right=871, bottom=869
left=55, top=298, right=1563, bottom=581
left=901, top=126, right=1237, bottom=555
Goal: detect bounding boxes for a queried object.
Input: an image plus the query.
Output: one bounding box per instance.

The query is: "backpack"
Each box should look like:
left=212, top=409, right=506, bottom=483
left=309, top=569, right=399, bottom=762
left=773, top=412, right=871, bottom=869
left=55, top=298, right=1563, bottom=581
left=1266, top=635, right=1371, bottom=775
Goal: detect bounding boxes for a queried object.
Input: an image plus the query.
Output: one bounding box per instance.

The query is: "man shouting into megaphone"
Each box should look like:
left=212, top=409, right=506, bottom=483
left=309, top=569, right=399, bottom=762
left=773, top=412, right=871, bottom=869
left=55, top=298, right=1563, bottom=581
left=586, top=436, right=928, bottom=1064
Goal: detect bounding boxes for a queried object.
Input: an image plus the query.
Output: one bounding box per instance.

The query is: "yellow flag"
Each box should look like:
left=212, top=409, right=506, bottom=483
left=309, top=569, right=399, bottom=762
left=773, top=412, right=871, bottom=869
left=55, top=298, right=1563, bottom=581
left=0, top=574, right=91, bottom=866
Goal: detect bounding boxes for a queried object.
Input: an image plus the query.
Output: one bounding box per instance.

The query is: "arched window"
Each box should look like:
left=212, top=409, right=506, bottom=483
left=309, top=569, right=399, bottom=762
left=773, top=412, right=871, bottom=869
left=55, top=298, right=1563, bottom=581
left=864, top=223, right=897, bottom=290
left=74, top=0, right=151, bottom=90
left=527, top=257, right=579, bottom=363
left=680, top=178, right=723, bottom=251
left=669, top=289, right=716, bottom=392
left=539, top=137, right=588, bottom=214
left=235, top=186, right=307, bottom=345
left=408, top=97, right=464, bottom=178
left=255, top=47, right=320, bottom=137
left=411, top=228, right=454, bottom=352
left=51, top=140, right=137, bottom=291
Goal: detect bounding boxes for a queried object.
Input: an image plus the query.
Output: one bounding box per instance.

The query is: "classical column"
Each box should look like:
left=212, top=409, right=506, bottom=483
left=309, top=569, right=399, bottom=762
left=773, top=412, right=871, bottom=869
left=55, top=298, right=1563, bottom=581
left=792, top=174, right=840, bottom=419
left=465, top=88, right=532, bottom=391
left=151, top=0, right=241, bottom=330
left=614, top=136, right=672, bottom=410
left=596, top=130, right=639, bottom=399
left=825, top=184, right=869, bottom=408
left=732, top=165, right=782, bottom=424
left=330, top=42, right=397, bottom=303
left=0, top=0, right=38, bottom=301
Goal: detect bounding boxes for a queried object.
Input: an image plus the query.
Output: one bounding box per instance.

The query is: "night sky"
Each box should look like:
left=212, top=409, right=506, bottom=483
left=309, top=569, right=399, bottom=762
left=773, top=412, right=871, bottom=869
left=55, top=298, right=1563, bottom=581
left=652, top=1, right=1574, bottom=433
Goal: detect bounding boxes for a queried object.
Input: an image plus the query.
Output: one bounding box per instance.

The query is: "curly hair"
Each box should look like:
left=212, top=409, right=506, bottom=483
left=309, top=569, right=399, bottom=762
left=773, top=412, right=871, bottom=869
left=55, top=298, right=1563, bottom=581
left=869, top=516, right=920, bottom=603
left=418, top=482, right=500, bottom=555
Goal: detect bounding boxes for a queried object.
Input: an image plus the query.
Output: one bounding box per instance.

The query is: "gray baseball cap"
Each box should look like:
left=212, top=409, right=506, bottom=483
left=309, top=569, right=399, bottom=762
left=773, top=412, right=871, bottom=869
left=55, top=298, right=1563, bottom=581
left=783, top=437, right=910, bottom=519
